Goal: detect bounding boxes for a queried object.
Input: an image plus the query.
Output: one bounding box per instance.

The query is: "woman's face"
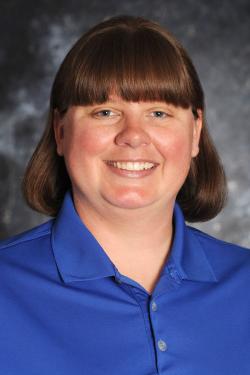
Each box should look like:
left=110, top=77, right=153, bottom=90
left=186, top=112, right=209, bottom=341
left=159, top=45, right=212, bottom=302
left=54, top=95, right=202, bottom=213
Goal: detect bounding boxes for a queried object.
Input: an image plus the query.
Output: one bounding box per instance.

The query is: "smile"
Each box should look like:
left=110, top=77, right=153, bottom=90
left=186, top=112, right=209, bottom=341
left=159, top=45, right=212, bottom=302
left=105, top=161, right=156, bottom=171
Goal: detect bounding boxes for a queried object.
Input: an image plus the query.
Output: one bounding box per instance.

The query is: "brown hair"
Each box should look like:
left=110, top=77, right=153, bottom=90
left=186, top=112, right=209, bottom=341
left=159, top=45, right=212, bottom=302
left=22, top=15, right=227, bottom=222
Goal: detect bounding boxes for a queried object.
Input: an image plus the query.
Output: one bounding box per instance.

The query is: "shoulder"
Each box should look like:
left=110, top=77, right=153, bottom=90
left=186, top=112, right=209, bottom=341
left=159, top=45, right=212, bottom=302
left=187, top=225, right=250, bottom=277
left=188, top=225, right=250, bottom=253
left=0, top=220, right=60, bottom=289
left=0, top=220, right=54, bottom=253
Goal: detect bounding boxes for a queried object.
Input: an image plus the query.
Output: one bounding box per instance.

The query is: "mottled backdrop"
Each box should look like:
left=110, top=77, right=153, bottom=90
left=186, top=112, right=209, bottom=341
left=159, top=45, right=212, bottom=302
left=0, top=0, right=249, bottom=246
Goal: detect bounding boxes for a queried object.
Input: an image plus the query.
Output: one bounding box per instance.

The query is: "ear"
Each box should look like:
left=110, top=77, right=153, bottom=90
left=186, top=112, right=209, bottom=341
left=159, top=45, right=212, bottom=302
left=53, top=109, right=64, bottom=156
left=191, top=109, right=203, bottom=158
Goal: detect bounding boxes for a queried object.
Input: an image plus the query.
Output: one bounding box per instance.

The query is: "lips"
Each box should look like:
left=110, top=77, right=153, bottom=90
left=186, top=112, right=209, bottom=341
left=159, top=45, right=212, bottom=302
left=105, top=160, right=156, bottom=171
left=104, top=159, right=159, bottom=178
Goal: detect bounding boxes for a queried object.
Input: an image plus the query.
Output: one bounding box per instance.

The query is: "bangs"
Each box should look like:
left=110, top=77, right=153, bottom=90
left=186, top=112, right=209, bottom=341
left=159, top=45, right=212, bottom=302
left=52, top=27, right=202, bottom=112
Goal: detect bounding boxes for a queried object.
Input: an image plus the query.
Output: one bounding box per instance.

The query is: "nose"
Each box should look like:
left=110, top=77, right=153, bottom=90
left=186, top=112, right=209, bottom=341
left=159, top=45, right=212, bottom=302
left=114, top=117, right=151, bottom=148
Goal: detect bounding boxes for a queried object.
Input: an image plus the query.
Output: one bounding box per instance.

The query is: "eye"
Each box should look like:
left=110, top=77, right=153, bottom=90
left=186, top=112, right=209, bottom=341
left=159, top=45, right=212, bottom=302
left=94, top=109, right=117, bottom=118
left=151, top=111, right=169, bottom=119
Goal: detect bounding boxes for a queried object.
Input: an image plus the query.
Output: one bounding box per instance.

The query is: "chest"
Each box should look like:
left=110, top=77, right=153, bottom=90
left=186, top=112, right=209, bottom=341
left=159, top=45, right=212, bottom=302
left=1, top=273, right=249, bottom=375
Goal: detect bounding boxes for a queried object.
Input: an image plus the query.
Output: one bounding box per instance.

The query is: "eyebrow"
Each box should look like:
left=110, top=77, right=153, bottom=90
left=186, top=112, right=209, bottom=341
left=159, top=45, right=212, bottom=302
left=89, top=100, right=175, bottom=106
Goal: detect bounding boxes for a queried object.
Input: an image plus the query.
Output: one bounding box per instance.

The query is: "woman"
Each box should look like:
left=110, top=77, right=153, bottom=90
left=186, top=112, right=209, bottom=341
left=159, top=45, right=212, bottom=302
left=0, top=15, right=249, bottom=375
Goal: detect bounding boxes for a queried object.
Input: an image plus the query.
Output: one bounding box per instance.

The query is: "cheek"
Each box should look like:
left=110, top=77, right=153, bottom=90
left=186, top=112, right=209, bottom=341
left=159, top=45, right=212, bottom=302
left=153, top=129, right=193, bottom=163
left=63, top=128, right=111, bottom=190
left=66, top=128, right=110, bottom=158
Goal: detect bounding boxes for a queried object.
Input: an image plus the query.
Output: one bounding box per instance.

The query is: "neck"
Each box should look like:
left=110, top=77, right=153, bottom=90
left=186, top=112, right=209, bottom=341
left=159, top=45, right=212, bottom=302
left=73, top=193, right=175, bottom=259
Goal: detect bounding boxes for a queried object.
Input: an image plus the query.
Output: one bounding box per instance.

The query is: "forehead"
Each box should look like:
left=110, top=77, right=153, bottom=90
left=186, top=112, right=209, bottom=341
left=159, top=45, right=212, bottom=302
left=88, top=94, right=193, bottom=113
left=52, top=25, right=201, bottom=113
left=90, top=93, right=179, bottom=107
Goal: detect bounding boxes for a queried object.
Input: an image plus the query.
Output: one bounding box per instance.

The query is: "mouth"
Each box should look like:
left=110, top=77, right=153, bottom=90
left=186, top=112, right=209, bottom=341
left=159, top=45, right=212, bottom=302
left=104, top=160, right=159, bottom=178
left=104, top=160, right=159, bottom=171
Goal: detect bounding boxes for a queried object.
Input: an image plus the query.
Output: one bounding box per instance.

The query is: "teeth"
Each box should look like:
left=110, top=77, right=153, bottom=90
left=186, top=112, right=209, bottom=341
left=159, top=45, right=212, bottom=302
left=107, top=161, right=155, bottom=170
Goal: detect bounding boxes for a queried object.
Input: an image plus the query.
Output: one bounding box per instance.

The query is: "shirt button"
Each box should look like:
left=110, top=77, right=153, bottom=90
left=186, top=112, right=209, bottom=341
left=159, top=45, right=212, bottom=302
left=158, top=339, right=167, bottom=352
left=151, top=301, right=157, bottom=311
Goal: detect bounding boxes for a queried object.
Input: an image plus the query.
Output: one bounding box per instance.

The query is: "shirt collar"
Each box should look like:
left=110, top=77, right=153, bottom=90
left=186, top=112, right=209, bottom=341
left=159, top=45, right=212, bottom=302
left=168, top=203, right=218, bottom=282
left=51, top=191, right=218, bottom=284
left=51, top=191, right=117, bottom=283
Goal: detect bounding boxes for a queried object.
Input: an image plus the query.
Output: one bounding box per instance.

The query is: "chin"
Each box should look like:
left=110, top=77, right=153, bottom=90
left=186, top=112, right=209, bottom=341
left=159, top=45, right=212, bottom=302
left=107, top=199, right=154, bottom=210
left=102, top=189, right=156, bottom=209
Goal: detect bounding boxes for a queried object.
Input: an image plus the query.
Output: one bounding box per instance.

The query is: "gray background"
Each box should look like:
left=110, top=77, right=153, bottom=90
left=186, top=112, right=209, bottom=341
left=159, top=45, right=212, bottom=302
left=0, top=0, right=249, bottom=246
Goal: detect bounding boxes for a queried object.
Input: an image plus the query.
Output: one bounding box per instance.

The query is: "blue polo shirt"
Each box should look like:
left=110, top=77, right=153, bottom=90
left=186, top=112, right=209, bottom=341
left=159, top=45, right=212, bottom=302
left=0, top=191, right=250, bottom=374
